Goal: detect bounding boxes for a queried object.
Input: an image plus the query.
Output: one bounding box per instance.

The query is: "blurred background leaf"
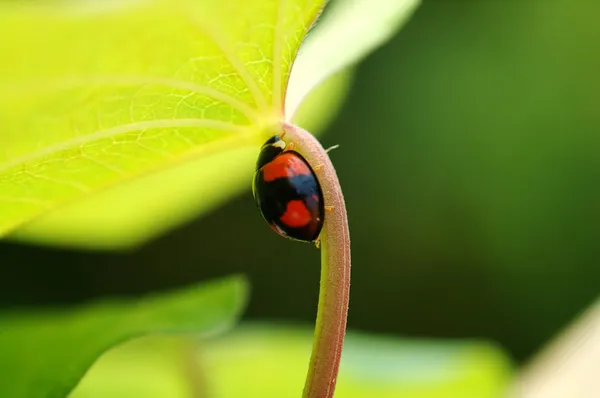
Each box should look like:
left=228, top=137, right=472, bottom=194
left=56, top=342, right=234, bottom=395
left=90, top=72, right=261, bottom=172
left=286, top=0, right=420, bottom=117
left=72, top=324, right=512, bottom=398
left=0, top=276, right=247, bottom=398
left=509, top=296, right=600, bottom=398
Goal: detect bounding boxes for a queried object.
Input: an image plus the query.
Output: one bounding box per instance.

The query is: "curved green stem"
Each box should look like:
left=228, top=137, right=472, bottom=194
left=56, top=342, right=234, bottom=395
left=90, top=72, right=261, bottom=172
left=281, top=121, right=351, bottom=398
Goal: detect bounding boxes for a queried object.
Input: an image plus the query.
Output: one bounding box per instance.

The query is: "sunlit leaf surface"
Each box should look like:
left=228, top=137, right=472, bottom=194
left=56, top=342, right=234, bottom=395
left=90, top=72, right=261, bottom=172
left=0, top=0, right=324, bottom=246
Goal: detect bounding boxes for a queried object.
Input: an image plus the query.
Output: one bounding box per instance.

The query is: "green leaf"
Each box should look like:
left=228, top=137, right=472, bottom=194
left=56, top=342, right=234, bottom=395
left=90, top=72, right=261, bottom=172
left=286, top=0, right=421, bottom=118
left=70, top=336, right=200, bottom=398
left=72, top=324, right=513, bottom=398
left=204, top=326, right=513, bottom=397
left=0, top=0, right=324, bottom=245
left=0, top=0, right=420, bottom=249
left=291, top=68, right=355, bottom=136
left=0, top=276, right=248, bottom=398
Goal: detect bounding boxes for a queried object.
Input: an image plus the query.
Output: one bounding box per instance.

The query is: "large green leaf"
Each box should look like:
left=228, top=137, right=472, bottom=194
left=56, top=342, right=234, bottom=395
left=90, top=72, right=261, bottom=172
left=0, top=0, right=324, bottom=245
left=0, top=275, right=248, bottom=398
left=0, top=0, right=420, bottom=249
left=71, top=324, right=513, bottom=398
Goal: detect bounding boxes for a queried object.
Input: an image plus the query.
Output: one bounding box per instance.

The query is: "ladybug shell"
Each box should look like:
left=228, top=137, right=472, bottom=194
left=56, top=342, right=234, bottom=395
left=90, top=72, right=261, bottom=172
left=252, top=142, right=324, bottom=242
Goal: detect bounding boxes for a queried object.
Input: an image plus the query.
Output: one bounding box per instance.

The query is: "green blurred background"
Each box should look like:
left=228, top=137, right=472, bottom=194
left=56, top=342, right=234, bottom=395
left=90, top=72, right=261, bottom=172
left=1, top=0, right=599, bottom=368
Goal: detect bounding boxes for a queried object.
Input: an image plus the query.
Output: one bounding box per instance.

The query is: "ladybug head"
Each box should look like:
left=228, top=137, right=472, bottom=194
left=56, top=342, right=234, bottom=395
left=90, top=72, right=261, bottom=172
left=256, top=135, right=286, bottom=170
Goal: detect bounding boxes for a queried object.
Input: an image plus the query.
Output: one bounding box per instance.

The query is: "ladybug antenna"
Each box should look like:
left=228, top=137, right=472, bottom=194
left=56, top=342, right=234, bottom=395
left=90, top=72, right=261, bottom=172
left=325, top=144, right=340, bottom=154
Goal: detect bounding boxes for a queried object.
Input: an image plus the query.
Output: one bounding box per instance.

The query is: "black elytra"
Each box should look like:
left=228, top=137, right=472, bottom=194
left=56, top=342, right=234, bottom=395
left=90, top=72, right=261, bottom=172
left=252, top=135, right=325, bottom=242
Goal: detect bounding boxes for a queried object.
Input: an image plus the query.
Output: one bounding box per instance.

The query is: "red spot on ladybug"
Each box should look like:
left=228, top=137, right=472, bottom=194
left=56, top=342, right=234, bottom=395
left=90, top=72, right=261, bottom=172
left=280, top=199, right=312, bottom=228
left=252, top=135, right=325, bottom=243
left=261, top=153, right=312, bottom=182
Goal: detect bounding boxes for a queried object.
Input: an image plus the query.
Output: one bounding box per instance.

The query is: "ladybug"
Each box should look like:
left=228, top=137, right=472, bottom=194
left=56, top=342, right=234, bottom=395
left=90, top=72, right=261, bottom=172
left=252, top=135, right=325, bottom=243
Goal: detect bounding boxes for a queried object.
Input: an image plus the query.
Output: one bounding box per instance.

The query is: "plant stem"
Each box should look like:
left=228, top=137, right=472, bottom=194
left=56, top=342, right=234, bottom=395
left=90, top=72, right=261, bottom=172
left=281, top=122, right=351, bottom=398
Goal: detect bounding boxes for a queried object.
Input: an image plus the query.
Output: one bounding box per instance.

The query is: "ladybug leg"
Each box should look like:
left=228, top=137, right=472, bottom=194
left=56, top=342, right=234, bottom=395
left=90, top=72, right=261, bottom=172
left=325, top=205, right=335, bottom=212
left=314, top=237, right=321, bottom=249
left=285, top=141, right=295, bottom=151
left=325, top=144, right=340, bottom=154
left=312, top=163, right=324, bottom=171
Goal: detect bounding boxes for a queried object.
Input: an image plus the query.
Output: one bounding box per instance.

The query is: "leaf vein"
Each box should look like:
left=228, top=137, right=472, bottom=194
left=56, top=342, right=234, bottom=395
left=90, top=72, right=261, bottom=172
left=0, top=119, right=247, bottom=174
left=1, top=76, right=262, bottom=124
left=22, top=171, right=91, bottom=194
left=0, top=195, right=51, bottom=209
left=183, top=6, right=270, bottom=113
left=272, top=0, right=286, bottom=111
